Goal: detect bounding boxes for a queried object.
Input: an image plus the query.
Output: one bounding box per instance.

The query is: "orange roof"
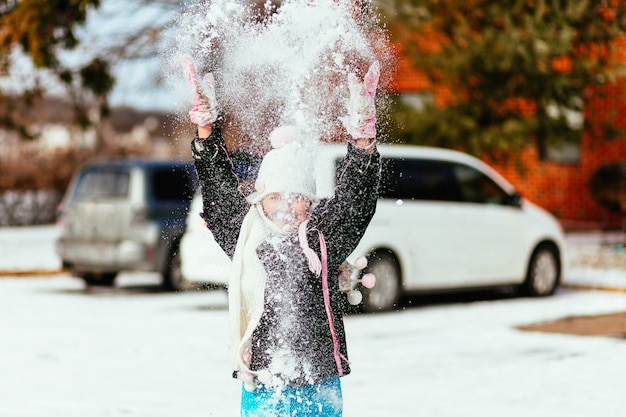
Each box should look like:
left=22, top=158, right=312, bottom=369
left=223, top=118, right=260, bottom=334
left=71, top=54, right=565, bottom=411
left=388, top=42, right=430, bottom=92
left=391, top=54, right=430, bottom=92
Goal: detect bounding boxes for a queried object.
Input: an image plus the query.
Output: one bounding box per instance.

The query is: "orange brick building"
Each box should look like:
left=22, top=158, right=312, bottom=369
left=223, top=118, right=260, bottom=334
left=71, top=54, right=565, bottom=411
left=390, top=50, right=626, bottom=231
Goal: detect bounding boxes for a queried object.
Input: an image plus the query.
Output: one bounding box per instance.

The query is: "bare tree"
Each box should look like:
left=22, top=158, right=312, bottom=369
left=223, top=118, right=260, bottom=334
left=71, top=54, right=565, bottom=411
left=0, top=0, right=179, bottom=145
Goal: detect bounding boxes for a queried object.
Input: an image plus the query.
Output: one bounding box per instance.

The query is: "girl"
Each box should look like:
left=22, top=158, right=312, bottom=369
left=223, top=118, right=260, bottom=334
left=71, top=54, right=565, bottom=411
left=182, top=57, right=381, bottom=416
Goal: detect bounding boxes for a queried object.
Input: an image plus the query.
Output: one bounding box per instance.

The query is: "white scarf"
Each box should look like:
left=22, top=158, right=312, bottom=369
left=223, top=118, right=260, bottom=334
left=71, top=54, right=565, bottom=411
left=228, top=204, right=322, bottom=376
left=228, top=205, right=272, bottom=373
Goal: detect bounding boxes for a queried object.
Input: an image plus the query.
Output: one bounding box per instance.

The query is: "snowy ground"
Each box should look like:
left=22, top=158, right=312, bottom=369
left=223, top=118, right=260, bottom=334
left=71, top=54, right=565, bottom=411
left=1, top=226, right=626, bottom=416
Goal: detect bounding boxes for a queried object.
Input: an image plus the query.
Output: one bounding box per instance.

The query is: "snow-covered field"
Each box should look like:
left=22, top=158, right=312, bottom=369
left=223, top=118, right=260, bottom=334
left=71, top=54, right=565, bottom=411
left=1, top=226, right=626, bottom=416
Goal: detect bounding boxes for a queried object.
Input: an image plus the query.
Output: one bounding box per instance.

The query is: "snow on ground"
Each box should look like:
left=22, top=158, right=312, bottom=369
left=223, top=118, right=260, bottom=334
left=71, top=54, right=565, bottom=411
left=1, top=226, right=626, bottom=416
left=0, top=225, right=62, bottom=272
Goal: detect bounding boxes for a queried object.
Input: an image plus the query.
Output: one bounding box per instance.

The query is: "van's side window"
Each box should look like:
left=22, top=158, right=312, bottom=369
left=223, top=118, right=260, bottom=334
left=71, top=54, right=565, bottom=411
left=452, top=164, right=509, bottom=205
left=74, top=169, right=130, bottom=202
left=380, top=158, right=462, bottom=202
left=151, top=168, right=195, bottom=202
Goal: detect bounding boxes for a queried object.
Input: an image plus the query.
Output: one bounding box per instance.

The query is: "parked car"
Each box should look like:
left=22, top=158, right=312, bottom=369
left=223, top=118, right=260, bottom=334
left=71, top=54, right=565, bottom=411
left=55, top=159, right=198, bottom=289
left=180, top=144, right=566, bottom=311
left=177, top=152, right=260, bottom=289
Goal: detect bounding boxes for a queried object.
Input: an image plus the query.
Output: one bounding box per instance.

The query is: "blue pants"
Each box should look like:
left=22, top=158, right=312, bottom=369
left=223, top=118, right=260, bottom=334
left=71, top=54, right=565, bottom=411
left=241, top=377, right=343, bottom=417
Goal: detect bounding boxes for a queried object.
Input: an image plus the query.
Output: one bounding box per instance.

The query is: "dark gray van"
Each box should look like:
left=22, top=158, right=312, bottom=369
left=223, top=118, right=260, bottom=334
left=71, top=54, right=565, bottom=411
left=55, top=159, right=197, bottom=289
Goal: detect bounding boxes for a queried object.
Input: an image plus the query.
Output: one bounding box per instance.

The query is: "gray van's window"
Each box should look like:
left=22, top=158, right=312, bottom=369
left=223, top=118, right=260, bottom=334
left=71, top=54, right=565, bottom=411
left=452, top=164, right=509, bottom=204
left=72, top=170, right=130, bottom=202
left=380, top=158, right=462, bottom=202
left=151, top=167, right=194, bottom=202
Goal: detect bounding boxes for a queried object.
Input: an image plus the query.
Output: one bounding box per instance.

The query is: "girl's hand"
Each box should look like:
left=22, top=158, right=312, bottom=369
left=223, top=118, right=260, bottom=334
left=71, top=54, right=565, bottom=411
left=181, top=55, right=218, bottom=137
left=340, top=61, right=380, bottom=146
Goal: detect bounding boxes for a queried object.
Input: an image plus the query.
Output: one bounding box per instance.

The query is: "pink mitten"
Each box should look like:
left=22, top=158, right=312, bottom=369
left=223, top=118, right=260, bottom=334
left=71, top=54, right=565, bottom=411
left=340, top=61, right=380, bottom=139
left=181, top=55, right=218, bottom=126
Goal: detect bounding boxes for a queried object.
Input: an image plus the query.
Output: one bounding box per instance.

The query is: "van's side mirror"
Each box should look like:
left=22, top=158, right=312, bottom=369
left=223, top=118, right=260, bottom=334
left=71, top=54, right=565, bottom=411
left=504, top=192, right=523, bottom=207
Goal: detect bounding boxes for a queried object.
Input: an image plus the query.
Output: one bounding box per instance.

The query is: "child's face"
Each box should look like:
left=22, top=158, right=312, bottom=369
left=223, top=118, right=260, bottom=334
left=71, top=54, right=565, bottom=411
left=261, top=192, right=312, bottom=232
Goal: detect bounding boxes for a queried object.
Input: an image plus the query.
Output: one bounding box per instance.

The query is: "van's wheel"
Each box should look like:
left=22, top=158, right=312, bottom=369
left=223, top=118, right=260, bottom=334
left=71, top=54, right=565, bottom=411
left=521, top=243, right=561, bottom=297
left=362, top=251, right=402, bottom=313
left=82, top=272, right=116, bottom=287
left=163, top=246, right=187, bottom=291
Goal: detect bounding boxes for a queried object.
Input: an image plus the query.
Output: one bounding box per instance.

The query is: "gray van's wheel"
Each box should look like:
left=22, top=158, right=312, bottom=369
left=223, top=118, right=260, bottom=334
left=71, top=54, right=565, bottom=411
left=362, top=251, right=401, bottom=312
left=521, top=243, right=560, bottom=297
left=82, top=272, right=116, bottom=287
left=163, top=247, right=187, bottom=291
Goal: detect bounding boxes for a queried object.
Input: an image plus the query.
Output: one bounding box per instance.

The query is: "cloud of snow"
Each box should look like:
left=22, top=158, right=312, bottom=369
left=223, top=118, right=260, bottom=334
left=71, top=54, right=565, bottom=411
left=163, top=0, right=392, bottom=153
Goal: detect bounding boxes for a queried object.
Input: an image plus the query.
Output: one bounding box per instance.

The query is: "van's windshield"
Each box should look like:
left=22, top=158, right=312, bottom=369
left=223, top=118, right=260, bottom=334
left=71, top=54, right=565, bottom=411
left=71, top=169, right=130, bottom=203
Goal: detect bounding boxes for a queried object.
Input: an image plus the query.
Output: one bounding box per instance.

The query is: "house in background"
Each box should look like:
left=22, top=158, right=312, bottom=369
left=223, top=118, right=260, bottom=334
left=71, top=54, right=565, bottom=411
left=390, top=42, right=626, bottom=231
left=0, top=97, right=194, bottom=160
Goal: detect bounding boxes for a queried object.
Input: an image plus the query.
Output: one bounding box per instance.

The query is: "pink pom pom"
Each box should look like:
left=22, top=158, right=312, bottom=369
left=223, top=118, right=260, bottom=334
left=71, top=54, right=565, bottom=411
left=347, top=290, right=363, bottom=305
left=237, top=371, right=254, bottom=384
left=354, top=256, right=368, bottom=270
left=361, top=273, right=376, bottom=289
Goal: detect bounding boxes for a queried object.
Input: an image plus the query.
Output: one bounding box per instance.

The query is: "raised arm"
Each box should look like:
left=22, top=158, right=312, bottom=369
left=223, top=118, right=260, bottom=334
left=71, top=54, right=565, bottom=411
left=182, top=55, right=247, bottom=257
left=309, top=143, right=380, bottom=264
left=191, top=128, right=247, bottom=258
left=309, top=61, right=382, bottom=263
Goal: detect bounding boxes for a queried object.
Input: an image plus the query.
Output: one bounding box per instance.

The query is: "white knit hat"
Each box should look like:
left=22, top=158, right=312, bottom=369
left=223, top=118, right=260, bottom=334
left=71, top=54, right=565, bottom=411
left=247, top=126, right=318, bottom=204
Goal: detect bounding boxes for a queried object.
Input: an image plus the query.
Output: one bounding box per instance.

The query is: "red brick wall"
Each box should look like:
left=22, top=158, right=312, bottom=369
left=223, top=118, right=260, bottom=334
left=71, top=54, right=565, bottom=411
left=489, top=80, right=626, bottom=230
left=488, top=138, right=624, bottom=231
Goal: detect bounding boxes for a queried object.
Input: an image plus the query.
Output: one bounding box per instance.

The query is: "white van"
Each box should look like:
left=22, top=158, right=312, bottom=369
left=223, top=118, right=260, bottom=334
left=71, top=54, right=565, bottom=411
left=179, top=144, right=566, bottom=311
